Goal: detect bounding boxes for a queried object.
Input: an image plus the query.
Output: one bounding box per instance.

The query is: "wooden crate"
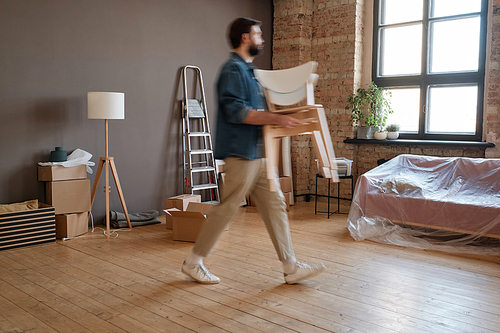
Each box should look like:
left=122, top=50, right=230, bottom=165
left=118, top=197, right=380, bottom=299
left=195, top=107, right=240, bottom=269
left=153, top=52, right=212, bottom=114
left=0, top=203, right=56, bottom=251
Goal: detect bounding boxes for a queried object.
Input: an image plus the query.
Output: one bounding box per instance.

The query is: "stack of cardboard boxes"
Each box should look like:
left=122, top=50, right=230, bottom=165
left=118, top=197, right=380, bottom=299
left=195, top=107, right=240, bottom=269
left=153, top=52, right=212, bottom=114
left=164, top=194, right=216, bottom=242
left=38, top=165, right=91, bottom=239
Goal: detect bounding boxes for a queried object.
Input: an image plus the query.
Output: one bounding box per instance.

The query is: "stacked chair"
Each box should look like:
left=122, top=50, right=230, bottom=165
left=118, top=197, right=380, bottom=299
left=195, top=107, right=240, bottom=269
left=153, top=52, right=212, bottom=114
left=255, top=61, right=338, bottom=191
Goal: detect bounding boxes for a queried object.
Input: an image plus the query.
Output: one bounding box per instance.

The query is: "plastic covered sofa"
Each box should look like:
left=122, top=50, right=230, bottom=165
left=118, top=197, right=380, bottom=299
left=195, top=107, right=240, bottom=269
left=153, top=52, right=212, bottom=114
left=347, top=154, right=500, bottom=255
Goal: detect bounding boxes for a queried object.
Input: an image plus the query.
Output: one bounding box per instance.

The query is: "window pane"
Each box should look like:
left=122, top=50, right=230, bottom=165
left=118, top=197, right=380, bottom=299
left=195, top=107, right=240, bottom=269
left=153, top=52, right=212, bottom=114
left=431, top=0, right=481, bottom=18
left=385, top=88, right=420, bottom=133
left=427, top=85, right=477, bottom=134
left=380, top=24, right=422, bottom=76
left=430, top=17, right=481, bottom=73
left=381, top=0, right=423, bottom=25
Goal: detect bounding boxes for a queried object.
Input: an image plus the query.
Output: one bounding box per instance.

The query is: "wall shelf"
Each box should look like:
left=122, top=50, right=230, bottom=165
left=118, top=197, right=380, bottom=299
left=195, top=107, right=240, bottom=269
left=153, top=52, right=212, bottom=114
left=344, top=138, right=495, bottom=148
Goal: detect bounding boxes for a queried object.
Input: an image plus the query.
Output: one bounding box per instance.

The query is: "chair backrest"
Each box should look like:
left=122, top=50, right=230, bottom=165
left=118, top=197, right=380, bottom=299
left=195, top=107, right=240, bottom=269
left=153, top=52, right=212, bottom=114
left=255, top=61, right=318, bottom=107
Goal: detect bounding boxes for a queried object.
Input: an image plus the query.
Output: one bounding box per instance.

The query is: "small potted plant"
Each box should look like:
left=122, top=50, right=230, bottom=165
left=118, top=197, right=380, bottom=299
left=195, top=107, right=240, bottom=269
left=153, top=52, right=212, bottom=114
left=386, top=123, right=400, bottom=139
left=374, top=129, right=387, bottom=140
left=346, top=82, right=393, bottom=139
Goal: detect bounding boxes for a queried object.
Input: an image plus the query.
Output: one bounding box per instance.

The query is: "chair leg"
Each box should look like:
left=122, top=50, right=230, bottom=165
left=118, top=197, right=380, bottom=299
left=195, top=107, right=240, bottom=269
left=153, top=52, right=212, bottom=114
left=311, top=130, right=331, bottom=179
left=316, top=107, right=339, bottom=182
left=270, top=137, right=280, bottom=191
left=263, top=125, right=278, bottom=192
left=327, top=177, right=331, bottom=218
left=315, top=174, right=318, bottom=214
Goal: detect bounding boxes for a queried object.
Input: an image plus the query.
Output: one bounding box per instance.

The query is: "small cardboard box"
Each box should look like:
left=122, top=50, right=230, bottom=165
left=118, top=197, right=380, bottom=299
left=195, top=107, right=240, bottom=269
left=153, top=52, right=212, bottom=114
left=46, top=179, right=91, bottom=214
left=0, top=203, right=55, bottom=251
left=166, top=202, right=214, bottom=242
left=279, top=176, right=293, bottom=193
left=38, top=165, right=87, bottom=181
left=165, top=194, right=201, bottom=211
left=163, top=207, right=179, bottom=229
left=55, top=212, right=88, bottom=239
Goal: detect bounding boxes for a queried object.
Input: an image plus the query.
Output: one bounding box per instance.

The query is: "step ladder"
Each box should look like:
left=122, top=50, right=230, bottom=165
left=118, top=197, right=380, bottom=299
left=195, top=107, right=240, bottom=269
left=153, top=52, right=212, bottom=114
left=181, top=65, right=220, bottom=203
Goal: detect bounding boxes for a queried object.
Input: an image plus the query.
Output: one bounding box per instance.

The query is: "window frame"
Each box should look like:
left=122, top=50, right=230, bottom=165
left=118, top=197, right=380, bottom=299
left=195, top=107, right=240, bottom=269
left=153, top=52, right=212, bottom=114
left=372, top=0, right=489, bottom=141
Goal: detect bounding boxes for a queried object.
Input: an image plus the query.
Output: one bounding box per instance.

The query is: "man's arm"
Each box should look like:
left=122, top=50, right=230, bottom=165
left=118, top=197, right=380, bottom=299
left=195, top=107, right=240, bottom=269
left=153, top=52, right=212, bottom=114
left=243, top=109, right=302, bottom=129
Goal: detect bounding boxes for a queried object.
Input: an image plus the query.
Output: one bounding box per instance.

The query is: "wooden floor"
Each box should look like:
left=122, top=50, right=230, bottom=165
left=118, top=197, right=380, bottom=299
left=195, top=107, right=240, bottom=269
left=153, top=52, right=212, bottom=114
left=1, top=202, right=499, bottom=333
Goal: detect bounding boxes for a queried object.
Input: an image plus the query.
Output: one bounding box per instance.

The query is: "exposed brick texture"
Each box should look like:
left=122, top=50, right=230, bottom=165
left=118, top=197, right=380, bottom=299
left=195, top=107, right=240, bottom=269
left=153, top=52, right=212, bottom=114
left=273, top=0, right=498, bottom=204
left=487, top=1, right=500, bottom=157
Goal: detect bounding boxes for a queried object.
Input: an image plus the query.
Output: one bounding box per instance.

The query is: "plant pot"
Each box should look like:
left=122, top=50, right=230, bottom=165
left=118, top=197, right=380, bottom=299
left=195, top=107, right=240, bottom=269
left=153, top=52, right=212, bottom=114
left=387, top=131, right=399, bottom=140
left=356, top=126, right=380, bottom=140
left=374, top=131, right=387, bottom=140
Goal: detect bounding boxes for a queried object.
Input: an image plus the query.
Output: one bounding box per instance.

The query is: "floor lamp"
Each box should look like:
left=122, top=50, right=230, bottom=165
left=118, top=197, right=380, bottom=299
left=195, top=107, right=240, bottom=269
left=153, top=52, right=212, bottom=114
left=87, top=92, right=132, bottom=238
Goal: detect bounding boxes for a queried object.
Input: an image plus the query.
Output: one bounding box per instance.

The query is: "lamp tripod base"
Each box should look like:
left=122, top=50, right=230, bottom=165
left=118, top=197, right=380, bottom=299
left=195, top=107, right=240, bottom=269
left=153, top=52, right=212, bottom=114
left=89, top=156, right=132, bottom=238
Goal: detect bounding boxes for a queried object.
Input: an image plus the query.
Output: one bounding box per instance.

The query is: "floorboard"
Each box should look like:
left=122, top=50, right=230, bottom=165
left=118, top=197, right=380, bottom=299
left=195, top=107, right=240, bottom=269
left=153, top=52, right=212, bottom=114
left=1, top=202, right=499, bottom=333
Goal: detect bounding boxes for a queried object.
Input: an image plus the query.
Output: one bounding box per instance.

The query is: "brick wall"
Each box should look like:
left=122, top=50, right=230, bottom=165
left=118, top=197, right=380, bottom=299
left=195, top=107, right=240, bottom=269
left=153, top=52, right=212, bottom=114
left=486, top=0, right=500, bottom=158
left=273, top=0, right=361, bottom=202
left=272, top=0, right=497, bottom=203
left=273, top=0, right=315, bottom=195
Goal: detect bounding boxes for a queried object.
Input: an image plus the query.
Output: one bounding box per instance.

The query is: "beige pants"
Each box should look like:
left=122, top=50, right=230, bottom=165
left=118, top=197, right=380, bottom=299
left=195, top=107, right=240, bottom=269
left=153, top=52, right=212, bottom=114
left=192, top=157, right=295, bottom=262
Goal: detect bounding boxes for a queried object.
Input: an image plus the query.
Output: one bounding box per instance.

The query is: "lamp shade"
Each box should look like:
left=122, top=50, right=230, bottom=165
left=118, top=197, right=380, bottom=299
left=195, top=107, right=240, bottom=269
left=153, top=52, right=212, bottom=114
left=87, top=92, right=125, bottom=119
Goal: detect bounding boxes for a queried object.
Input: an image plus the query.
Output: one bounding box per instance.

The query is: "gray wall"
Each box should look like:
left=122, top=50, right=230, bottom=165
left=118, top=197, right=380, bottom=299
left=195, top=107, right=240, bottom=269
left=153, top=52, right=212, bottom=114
left=0, top=0, right=272, bottom=222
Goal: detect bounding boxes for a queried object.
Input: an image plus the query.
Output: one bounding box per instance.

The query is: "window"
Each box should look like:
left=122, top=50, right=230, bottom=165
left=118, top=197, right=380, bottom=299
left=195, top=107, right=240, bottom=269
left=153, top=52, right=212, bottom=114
left=373, top=0, right=488, bottom=141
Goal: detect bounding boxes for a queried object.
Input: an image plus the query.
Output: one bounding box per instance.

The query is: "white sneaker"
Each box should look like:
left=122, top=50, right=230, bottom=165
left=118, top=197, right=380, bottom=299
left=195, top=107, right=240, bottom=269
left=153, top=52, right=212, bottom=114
left=181, top=261, right=220, bottom=284
left=284, top=262, right=325, bottom=284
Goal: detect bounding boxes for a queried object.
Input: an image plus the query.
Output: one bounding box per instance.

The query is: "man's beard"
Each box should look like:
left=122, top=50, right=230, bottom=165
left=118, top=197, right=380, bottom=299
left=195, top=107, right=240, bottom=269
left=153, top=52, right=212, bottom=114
left=249, top=43, right=263, bottom=56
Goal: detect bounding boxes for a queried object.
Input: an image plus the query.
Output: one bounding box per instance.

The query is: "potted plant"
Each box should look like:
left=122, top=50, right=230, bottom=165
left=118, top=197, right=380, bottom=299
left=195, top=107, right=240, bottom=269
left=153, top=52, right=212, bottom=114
left=386, top=123, right=400, bottom=139
left=374, top=130, right=387, bottom=140
left=346, top=82, right=393, bottom=139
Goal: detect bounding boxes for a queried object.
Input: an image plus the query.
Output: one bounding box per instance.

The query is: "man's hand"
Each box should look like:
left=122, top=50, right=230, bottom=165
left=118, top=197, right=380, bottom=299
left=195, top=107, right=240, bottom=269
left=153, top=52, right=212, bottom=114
left=275, top=114, right=302, bottom=129
left=243, top=109, right=303, bottom=128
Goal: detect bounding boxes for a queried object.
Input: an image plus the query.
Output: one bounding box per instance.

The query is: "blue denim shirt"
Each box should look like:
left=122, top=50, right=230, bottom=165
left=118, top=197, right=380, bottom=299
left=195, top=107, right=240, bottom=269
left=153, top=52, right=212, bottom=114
left=214, top=52, right=265, bottom=160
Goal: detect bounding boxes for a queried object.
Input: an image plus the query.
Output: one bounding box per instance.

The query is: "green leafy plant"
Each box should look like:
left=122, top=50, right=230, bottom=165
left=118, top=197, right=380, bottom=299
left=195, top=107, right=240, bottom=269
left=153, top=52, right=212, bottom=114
left=346, top=82, right=393, bottom=128
left=386, top=123, right=400, bottom=132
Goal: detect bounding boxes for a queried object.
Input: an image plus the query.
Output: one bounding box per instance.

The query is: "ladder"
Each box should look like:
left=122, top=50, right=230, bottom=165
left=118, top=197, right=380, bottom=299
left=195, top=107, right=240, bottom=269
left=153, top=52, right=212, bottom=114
left=181, top=65, right=220, bottom=203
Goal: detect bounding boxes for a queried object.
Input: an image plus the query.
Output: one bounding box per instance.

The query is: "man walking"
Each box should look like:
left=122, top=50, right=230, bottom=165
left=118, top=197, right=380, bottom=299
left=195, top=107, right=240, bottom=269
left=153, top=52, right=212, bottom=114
left=182, top=17, right=325, bottom=285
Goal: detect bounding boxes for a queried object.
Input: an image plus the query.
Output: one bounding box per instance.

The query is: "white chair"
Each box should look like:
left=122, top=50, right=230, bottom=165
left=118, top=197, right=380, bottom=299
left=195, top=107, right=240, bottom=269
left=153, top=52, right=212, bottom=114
left=255, top=61, right=338, bottom=191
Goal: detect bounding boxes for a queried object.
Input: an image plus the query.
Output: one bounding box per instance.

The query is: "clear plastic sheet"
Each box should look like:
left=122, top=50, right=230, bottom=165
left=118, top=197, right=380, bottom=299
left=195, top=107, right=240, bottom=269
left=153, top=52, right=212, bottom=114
left=347, top=154, right=500, bottom=256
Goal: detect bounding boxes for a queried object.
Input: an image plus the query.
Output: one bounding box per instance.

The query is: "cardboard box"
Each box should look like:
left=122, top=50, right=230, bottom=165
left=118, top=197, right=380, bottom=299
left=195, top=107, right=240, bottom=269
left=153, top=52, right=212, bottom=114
left=46, top=179, right=91, bottom=214
left=38, top=165, right=87, bottom=181
left=163, top=208, right=179, bottom=229
left=165, top=194, right=201, bottom=211
left=0, top=203, right=55, bottom=251
left=55, top=212, right=88, bottom=239
left=165, top=202, right=215, bottom=242
left=279, top=176, right=293, bottom=193
left=171, top=211, right=205, bottom=242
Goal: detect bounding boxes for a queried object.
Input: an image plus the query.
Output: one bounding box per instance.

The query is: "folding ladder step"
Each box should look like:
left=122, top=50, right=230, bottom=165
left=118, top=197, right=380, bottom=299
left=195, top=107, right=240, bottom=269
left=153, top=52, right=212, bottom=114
left=187, top=132, right=211, bottom=137
left=191, top=166, right=216, bottom=173
left=186, top=99, right=205, bottom=118
left=192, top=184, right=218, bottom=191
left=190, top=149, right=213, bottom=155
